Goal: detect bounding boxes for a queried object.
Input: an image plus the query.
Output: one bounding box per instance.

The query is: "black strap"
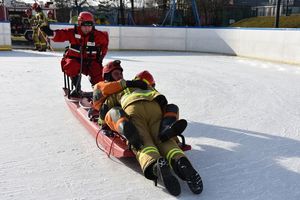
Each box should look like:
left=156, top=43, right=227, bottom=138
left=85, top=31, right=95, bottom=66
left=74, top=24, right=78, bottom=34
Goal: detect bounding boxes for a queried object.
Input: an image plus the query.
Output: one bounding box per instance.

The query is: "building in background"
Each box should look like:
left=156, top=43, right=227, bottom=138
left=230, top=0, right=300, bottom=16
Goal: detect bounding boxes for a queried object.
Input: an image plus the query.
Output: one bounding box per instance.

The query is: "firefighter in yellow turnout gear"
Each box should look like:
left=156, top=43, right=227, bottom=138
left=25, top=8, right=40, bottom=50
left=93, top=60, right=203, bottom=196
left=34, top=5, right=48, bottom=51
left=46, top=10, right=57, bottom=23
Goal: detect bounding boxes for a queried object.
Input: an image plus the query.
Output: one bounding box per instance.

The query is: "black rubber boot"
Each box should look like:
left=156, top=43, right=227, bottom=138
left=153, top=157, right=181, bottom=196
left=70, top=75, right=82, bottom=98
left=172, top=157, right=203, bottom=194
left=159, top=119, right=187, bottom=142
left=120, top=121, right=143, bottom=150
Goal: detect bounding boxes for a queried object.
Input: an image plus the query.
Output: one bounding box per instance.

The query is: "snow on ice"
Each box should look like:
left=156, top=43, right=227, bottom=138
left=0, top=50, right=300, bottom=200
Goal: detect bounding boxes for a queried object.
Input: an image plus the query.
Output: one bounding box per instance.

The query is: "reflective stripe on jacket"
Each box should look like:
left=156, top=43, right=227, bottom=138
left=105, top=87, right=163, bottom=110
left=51, top=26, right=109, bottom=62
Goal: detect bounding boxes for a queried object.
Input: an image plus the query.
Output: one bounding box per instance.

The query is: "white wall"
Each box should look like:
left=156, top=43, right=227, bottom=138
left=0, top=22, right=11, bottom=50
left=119, top=27, right=186, bottom=51
left=49, top=24, right=300, bottom=64
left=237, top=29, right=300, bottom=64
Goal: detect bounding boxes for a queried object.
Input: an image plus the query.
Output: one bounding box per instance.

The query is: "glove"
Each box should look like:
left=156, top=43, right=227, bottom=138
left=88, top=108, right=99, bottom=122
left=101, top=124, right=115, bottom=137
left=40, top=25, right=54, bottom=37
left=126, top=80, right=148, bottom=90
left=154, top=95, right=168, bottom=108
left=99, top=104, right=109, bottom=120
left=98, top=57, right=103, bottom=66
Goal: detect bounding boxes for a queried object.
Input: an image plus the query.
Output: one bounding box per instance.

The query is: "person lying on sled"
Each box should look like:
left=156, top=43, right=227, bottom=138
left=91, top=60, right=187, bottom=143
left=92, top=60, right=203, bottom=196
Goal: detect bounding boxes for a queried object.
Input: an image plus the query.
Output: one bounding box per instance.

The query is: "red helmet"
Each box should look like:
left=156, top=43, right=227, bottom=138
left=47, top=10, right=53, bottom=15
left=135, top=70, right=155, bottom=87
left=25, top=8, right=32, bottom=16
left=78, top=11, right=94, bottom=26
left=32, top=3, right=38, bottom=10
left=35, top=5, right=42, bottom=12
left=102, top=60, right=123, bottom=81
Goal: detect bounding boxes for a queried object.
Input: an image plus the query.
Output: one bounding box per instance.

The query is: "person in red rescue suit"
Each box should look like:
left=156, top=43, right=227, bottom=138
left=92, top=60, right=203, bottom=196
left=41, top=11, right=109, bottom=97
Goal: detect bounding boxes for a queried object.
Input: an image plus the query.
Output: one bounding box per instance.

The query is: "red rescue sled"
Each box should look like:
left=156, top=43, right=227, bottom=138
left=64, top=89, right=191, bottom=158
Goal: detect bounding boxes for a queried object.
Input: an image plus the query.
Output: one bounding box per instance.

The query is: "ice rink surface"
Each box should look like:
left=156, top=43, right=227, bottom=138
left=1, top=50, right=300, bottom=200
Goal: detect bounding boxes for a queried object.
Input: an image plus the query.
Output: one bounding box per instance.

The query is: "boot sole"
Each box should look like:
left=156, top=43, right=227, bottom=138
left=157, top=159, right=181, bottom=196
left=179, top=157, right=203, bottom=194
left=160, top=119, right=187, bottom=142
left=171, top=119, right=187, bottom=136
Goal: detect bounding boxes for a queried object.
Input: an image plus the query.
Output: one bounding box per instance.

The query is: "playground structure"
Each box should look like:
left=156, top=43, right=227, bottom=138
left=67, top=0, right=200, bottom=26
left=161, top=0, right=200, bottom=26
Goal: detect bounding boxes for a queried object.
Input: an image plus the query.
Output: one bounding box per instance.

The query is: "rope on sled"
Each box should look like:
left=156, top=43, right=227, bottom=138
left=95, top=129, right=105, bottom=153
left=108, top=135, right=117, bottom=158
left=95, top=129, right=117, bottom=158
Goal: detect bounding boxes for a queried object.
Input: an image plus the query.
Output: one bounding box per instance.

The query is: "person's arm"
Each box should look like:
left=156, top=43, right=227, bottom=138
left=101, top=31, right=109, bottom=59
left=100, top=80, right=126, bottom=95
left=95, top=31, right=109, bottom=63
left=92, top=80, right=125, bottom=111
left=97, top=95, right=119, bottom=127
left=40, top=26, right=72, bottom=42
left=40, top=13, right=49, bottom=27
left=93, top=79, right=148, bottom=111
left=51, top=29, right=72, bottom=42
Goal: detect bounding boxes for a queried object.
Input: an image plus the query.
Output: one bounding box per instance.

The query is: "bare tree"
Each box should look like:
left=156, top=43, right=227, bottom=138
left=197, top=0, right=230, bottom=26
left=130, top=0, right=134, bottom=22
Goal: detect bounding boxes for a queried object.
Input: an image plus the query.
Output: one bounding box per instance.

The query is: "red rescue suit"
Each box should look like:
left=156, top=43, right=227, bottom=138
left=52, top=26, right=109, bottom=85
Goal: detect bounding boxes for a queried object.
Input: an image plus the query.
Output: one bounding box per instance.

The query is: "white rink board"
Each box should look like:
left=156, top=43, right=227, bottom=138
left=0, top=22, right=11, bottom=50
left=44, top=24, right=300, bottom=64
left=119, top=26, right=186, bottom=51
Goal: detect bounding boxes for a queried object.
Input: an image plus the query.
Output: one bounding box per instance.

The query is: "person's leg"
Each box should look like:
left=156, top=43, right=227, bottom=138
left=32, top=28, right=40, bottom=50
left=156, top=136, right=203, bottom=194
left=61, top=58, right=82, bottom=97
left=104, top=107, right=143, bottom=149
left=171, top=156, right=203, bottom=194
left=88, top=61, right=103, bottom=85
left=147, top=101, right=203, bottom=195
left=125, top=103, right=160, bottom=179
left=61, top=58, right=81, bottom=79
left=142, top=101, right=181, bottom=196
left=38, top=29, right=47, bottom=51
left=159, top=104, right=187, bottom=142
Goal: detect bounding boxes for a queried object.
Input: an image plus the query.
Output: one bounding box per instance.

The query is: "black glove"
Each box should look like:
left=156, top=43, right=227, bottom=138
left=88, top=108, right=99, bottom=122
left=101, top=124, right=115, bottom=137
left=98, top=57, right=103, bottom=66
left=99, top=104, right=109, bottom=120
left=154, top=95, right=168, bottom=108
left=40, top=25, right=54, bottom=37
left=126, top=80, right=148, bottom=90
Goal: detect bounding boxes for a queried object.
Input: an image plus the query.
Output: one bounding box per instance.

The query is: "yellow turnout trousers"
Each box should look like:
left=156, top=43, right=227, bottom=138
left=124, top=100, right=185, bottom=175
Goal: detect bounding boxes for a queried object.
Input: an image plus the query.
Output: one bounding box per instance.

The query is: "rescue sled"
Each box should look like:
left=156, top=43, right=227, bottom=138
left=62, top=77, right=191, bottom=158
